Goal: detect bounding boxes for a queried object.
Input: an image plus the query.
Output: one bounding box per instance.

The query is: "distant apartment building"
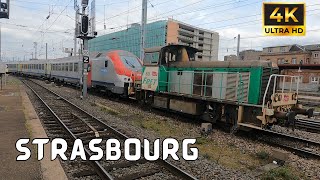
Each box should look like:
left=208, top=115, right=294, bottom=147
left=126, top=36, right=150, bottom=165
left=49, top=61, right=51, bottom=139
left=260, top=44, right=320, bottom=65
left=224, top=50, right=262, bottom=61
left=224, top=55, right=237, bottom=61
left=89, top=19, right=219, bottom=61
left=260, top=44, right=320, bottom=91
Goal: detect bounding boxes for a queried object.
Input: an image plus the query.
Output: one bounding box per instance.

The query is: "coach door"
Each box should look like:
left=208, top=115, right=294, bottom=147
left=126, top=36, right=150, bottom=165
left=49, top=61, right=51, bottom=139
left=45, top=63, right=51, bottom=78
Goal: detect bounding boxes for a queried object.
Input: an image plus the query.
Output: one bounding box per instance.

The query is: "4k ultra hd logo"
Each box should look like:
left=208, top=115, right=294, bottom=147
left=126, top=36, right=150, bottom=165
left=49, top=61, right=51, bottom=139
left=263, top=2, right=305, bottom=36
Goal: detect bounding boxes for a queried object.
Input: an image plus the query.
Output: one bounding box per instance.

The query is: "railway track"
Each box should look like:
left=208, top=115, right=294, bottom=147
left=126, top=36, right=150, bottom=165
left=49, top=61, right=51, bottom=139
left=252, top=128, right=320, bottom=159
left=296, top=117, right=320, bottom=133
left=22, top=78, right=196, bottom=180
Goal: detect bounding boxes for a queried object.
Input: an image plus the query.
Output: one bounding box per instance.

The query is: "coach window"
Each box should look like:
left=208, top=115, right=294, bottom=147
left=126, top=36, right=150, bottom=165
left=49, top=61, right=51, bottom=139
left=69, top=63, right=73, bottom=71
left=74, top=63, right=78, bottom=72
left=105, top=61, right=108, bottom=67
left=65, top=63, right=69, bottom=71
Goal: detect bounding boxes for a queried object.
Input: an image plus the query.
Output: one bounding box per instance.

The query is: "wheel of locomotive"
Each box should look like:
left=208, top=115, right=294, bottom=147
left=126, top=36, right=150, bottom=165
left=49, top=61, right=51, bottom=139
left=144, top=91, right=154, bottom=105
left=224, top=105, right=238, bottom=133
left=207, top=103, right=222, bottom=123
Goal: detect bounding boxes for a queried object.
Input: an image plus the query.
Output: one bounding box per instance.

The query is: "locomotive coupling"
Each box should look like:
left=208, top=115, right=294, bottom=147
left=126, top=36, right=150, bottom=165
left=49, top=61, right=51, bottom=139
left=292, top=107, right=314, bottom=118
left=274, top=111, right=296, bottom=127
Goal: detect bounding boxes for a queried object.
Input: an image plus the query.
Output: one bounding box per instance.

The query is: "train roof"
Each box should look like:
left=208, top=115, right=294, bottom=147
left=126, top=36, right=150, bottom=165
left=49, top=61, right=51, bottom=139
left=144, top=44, right=198, bottom=53
left=169, top=60, right=277, bottom=68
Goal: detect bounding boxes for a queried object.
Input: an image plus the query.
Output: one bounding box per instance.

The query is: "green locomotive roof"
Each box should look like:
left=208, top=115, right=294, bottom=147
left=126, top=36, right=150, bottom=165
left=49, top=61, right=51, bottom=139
left=168, top=60, right=276, bottom=68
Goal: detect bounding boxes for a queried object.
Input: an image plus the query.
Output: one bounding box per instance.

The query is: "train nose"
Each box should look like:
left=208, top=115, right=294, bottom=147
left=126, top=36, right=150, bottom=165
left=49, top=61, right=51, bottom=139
left=132, top=72, right=142, bottom=81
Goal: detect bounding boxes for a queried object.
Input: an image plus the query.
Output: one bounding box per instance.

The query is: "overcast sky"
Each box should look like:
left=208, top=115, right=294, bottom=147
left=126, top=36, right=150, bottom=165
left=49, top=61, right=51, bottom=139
left=1, top=0, right=319, bottom=61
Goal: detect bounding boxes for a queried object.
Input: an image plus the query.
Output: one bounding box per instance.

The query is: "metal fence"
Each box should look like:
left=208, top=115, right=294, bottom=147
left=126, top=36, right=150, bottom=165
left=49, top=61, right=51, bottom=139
left=158, top=69, right=246, bottom=103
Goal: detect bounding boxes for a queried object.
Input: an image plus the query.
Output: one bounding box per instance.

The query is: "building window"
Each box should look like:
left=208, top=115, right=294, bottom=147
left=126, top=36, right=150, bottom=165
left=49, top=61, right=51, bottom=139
left=315, top=53, right=319, bottom=58
left=310, top=77, right=319, bottom=83
left=74, top=63, right=78, bottom=72
left=306, top=58, right=310, bottom=64
left=277, top=58, right=286, bottom=64
left=268, top=48, right=272, bottom=53
left=69, top=63, right=73, bottom=71
left=277, top=59, right=282, bottom=64
left=280, top=47, right=286, bottom=52
left=292, top=58, right=296, bottom=64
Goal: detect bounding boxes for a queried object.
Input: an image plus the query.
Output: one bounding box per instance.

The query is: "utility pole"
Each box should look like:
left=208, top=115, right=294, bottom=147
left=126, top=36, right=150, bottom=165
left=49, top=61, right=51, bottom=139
left=33, top=42, right=37, bottom=59
left=45, top=43, right=48, bottom=60
left=74, top=8, right=79, bottom=56
left=140, top=0, right=147, bottom=61
left=0, top=26, right=1, bottom=62
left=236, top=34, right=240, bottom=60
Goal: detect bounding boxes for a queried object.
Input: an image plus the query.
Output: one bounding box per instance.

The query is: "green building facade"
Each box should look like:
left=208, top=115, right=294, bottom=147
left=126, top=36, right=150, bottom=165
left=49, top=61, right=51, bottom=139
left=89, top=20, right=168, bottom=58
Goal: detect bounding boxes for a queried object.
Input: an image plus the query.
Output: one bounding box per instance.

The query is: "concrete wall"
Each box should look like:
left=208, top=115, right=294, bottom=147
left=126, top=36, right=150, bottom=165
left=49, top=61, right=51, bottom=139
left=166, top=21, right=179, bottom=45
left=167, top=19, right=219, bottom=61
left=0, top=63, right=6, bottom=74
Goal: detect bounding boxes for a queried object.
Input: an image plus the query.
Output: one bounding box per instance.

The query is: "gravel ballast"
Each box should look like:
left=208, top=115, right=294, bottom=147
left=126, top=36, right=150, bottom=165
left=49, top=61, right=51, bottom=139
left=28, top=79, right=320, bottom=179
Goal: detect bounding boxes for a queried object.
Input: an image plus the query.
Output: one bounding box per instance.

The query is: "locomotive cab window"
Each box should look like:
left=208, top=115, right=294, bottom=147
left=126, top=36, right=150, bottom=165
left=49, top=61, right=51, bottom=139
left=121, top=56, right=142, bottom=70
left=160, top=46, right=197, bottom=65
left=144, top=52, right=159, bottom=65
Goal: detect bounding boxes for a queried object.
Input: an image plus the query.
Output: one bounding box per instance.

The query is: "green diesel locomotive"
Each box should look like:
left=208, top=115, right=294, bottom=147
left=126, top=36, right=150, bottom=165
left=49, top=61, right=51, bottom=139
left=136, top=44, right=312, bottom=131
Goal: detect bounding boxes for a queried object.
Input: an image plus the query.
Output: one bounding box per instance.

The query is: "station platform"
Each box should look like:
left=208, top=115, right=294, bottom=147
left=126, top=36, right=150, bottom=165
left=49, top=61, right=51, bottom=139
left=0, top=76, right=67, bottom=180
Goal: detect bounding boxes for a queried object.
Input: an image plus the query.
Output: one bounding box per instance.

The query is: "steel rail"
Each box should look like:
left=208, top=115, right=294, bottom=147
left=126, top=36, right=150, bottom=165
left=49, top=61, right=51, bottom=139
left=23, top=79, right=197, bottom=180
left=254, top=128, right=320, bottom=159
left=22, top=79, right=114, bottom=180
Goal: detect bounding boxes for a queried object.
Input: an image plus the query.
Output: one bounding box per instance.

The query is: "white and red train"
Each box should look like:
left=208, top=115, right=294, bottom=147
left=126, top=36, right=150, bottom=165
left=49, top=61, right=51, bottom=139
left=6, top=50, right=142, bottom=96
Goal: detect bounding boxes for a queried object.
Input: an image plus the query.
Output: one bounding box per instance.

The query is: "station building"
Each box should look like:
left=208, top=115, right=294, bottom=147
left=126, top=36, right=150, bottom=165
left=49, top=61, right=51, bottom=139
left=89, top=19, right=219, bottom=61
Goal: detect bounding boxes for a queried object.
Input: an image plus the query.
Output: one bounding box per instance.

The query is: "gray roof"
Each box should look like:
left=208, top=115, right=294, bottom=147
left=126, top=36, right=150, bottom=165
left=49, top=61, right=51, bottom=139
left=303, top=44, right=320, bottom=51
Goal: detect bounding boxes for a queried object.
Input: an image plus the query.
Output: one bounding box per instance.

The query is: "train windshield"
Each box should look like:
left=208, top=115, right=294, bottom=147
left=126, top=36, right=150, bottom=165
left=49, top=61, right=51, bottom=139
left=120, top=56, right=142, bottom=70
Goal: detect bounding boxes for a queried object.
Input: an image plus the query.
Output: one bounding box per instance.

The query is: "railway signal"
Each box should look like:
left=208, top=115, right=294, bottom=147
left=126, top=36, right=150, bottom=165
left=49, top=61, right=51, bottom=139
left=81, top=15, right=89, bottom=35
left=0, top=0, right=9, bottom=19
left=75, top=0, right=96, bottom=99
